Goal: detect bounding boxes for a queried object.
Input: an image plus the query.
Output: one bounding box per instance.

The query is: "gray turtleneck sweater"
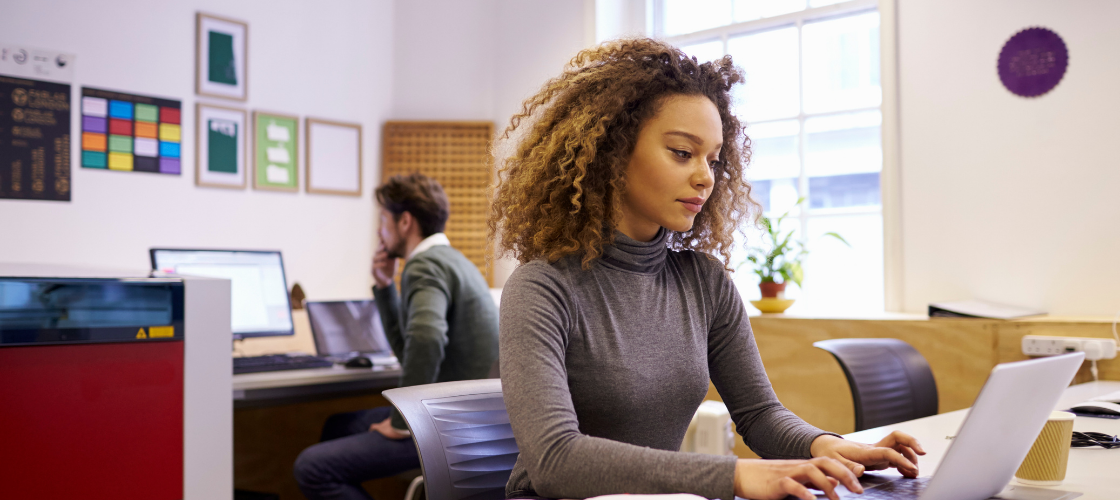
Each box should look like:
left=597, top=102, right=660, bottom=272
left=499, top=229, right=832, bottom=500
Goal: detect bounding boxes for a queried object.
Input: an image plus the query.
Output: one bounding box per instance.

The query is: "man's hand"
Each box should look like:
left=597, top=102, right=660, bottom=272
left=734, top=457, right=862, bottom=500
left=810, top=432, right=925, bottom=479
left=372, top=245, right=398, bottom=289
left=369, top=417, right=410, bottom=440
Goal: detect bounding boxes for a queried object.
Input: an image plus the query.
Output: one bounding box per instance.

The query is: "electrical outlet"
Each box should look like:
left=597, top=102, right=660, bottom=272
left=1022, top=336, right=1118, bottom=361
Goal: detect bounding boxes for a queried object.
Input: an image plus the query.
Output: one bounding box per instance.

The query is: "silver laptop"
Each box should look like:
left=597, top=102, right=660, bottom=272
left=828, top=352, right=1084, bottom=500
left=305, top=300, right=396, bottom=364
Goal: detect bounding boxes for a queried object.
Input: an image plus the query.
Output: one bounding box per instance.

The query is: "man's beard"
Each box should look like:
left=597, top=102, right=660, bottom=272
left=384, top=238, right=407, bottom=259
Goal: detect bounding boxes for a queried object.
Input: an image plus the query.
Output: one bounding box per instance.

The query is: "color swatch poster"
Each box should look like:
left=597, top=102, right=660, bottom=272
left=80, top=87, right=181, bottom=174
left=0, top=75, right=71, bottom=201
left=253, top=112, right=297, bottom=191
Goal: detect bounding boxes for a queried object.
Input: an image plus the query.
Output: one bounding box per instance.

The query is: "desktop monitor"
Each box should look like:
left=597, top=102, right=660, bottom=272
left=305, top=300, right=391, bottom=358
left=150, top=249, right=294, bottom=339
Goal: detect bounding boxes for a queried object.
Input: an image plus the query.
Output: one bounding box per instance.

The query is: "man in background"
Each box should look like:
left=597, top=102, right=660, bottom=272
left=295, top=173, right=499, bottom=500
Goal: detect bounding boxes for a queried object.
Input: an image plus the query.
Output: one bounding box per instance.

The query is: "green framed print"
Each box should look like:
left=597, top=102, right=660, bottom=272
left=196, top=103, right=247, bottom=189
left=253, top=111, right=298, bottom=191
left=196, top=12, right=248, bottom=101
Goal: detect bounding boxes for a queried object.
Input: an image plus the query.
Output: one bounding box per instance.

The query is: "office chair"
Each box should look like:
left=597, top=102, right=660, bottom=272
left=383, top=379, right=518, bottom=500
left=813, top=338, right=939, bottom=431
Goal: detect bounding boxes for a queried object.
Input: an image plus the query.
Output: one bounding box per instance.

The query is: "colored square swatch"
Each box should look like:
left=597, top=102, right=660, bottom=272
left=159, top=141, right=181, bottom=158
left=160, top=107, right=180, bottom=124
left=82, top=97, right=108, bottom=117
left=108, top=135, right=132, bottom=153
left=82, top=116, right=107, bottom=133
left=82, top=132, right=107, bottom=152
left=134, top=104, right=159, bottom=123
left=109, top=118, right=132, bottom=136
left=82, top=151, right=107, bottom=168
left=159, top=123, right=180, bottom=142
left=108, top=152, right=133, bottom=171
left=135, top=121, right=158, bottom=139
left=108, top=100, right=133, bottom=120
left=134, top=138, right=159, bottom=157
left=134, top=156, right=160, bottom=173
left=159, top=158, right=181, bottom=174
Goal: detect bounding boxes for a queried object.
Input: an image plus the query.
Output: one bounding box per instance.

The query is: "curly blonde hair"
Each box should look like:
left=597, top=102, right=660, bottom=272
left=488, top=38, right=760, bottom=268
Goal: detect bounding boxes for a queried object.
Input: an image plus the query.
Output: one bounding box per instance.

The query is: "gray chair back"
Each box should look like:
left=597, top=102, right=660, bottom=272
left=813, top=338, right=938, bottom=431
left=383, top=379, right=517, bottom=500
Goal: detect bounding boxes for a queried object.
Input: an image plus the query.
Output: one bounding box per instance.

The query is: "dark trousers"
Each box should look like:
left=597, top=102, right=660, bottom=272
left=294, top=407, right=420, bottom=500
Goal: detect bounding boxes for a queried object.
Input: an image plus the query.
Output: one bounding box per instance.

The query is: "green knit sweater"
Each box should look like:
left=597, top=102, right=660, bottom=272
left=373, top=245, right=499, bottom=429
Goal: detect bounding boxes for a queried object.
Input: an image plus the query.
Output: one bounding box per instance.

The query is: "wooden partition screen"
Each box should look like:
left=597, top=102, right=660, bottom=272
left=381, top=121, right=494, bottom=286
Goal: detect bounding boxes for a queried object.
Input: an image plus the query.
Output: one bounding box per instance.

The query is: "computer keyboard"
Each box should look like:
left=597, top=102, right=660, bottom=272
left=233, top=354, right=334, bottom=374
left=850, top=477, right=930, bottom=500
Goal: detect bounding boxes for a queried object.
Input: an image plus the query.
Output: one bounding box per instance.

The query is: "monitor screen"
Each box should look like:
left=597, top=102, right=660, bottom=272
left=306, top=300, right=390, bottom=357
left=150, top=249, right=294, bottom=339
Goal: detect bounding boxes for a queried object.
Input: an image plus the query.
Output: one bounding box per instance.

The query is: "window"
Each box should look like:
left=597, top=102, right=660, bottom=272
left=659, top=0, right=885, bottom=315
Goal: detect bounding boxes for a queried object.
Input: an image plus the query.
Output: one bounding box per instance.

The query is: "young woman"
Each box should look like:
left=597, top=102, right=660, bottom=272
left=488, top=39, right=924, bottom=500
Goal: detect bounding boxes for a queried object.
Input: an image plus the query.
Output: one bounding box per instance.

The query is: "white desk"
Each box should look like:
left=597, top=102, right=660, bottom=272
left=846, top=381, right=1120, bottom=500
left=233, top=365, right=401, bottom=408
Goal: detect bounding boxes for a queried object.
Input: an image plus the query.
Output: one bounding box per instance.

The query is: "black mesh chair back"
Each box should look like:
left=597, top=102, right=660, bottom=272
left=383, top=379, right=517, bottom=500
left=813, top=338, right=938, bottom=431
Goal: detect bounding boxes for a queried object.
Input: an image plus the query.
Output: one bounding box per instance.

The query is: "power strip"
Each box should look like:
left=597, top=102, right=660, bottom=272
left=1022, top=336, right=1118, bottom=360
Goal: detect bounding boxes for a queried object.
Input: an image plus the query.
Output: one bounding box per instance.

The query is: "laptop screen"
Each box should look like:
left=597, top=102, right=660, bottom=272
left=306, top=300, right=390, bottom=357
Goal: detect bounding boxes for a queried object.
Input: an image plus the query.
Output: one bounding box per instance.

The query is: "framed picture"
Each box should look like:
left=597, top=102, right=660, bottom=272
left=196, top=103, right=247, bottom=189
left=196, top=12, right=248, bottom=101
left=253, top=111, right=299, bottom=191
left=306, top=118, right=362, bottom=196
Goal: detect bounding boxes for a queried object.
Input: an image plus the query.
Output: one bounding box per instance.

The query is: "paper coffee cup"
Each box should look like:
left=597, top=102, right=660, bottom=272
left=1015, top=411, right=1075, bottom=486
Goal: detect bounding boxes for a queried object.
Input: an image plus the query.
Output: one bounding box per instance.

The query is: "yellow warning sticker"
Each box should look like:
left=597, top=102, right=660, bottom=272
left=149, top=326, right=174, bottom=338
left=136, top=328, right=148, bottom=339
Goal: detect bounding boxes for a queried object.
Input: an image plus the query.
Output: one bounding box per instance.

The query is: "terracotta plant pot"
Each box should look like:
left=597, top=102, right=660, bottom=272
left=759, top=281, right=786, bottom=299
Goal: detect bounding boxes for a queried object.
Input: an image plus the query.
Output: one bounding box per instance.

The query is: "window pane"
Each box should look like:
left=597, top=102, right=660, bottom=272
left=747, top=120, right=799, bottom=180
left=681, top=40, right=725, bottom=63
left=804, top=110, right=881, bottom=208
left=663, top=0, right=732, bottom=36
left=733, top=0, right=806, bottom=22
left=797, top=213, right=884, bottom=314
left=802, top=11, right=881, bottom=114
left=728, top=27, right=800, bottom=121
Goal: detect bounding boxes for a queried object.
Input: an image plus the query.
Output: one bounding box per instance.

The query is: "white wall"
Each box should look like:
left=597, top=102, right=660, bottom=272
left=391, top=0, right=590, bottom=286
left=0, top=0, right=394, bottom=301
left=898, top=0, right=1120, bottom=315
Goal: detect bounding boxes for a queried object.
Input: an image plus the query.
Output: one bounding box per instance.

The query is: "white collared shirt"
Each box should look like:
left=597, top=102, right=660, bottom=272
left=407, top=232, right=451, bottom=261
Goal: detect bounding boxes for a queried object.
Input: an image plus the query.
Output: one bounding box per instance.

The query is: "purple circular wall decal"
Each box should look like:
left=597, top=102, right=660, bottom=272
left=998, top=27, right=1068, bottom=98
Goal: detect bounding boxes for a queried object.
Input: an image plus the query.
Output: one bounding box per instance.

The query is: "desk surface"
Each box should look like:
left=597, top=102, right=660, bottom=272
left=233, top=365, right=401, bottom=408
left=845, top=381, right=1120, bottom=500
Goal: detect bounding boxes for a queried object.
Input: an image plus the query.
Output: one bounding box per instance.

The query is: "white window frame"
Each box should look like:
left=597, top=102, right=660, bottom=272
left=653, top=0, right=902, bottom=312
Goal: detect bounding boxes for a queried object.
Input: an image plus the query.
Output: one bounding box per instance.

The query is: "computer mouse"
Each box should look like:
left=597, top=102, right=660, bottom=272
left=344, top=356, right=373, bottom=368
left=1069, top=401, right=1120, bottom=416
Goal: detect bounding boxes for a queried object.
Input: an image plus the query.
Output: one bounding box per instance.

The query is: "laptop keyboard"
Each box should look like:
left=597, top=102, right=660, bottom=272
left=852, top=477, right=930, bottom=499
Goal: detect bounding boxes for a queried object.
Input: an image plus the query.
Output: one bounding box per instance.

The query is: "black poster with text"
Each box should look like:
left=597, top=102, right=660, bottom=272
left=0, top=75, right=71, bottom=201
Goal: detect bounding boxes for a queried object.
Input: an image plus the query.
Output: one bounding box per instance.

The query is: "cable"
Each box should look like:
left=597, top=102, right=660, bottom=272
left=1090, top=360, right=1099, bottom=382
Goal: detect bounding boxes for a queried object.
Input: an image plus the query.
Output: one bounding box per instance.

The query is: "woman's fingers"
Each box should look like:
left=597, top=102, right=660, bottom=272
left=898, top=444, right=920, bottom=466
left=811, top=457, right=862, bottom=494
left=880, top=431, right=926, bottom=455
left=779, top=476, right=815, bottom=500
left=832, top=454, right=866, bottom=476
left=800, top=464, right=842, bottom=500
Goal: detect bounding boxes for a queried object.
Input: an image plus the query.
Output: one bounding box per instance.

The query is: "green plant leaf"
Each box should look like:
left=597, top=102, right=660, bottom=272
left=823, top=231, right=851, bottom=247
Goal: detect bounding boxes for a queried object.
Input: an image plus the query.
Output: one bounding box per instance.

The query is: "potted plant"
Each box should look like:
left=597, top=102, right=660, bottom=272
left=740, top=199, right=848, bottom=312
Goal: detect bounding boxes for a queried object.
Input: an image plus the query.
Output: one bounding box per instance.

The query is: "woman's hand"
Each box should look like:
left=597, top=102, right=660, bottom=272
left=810, top=432, right=926, bottom=478
left=734, top=457, right=862, bottom=500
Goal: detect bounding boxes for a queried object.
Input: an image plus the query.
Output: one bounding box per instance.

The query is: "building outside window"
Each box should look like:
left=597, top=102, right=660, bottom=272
left=658, top=0, right=886, bottom=315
